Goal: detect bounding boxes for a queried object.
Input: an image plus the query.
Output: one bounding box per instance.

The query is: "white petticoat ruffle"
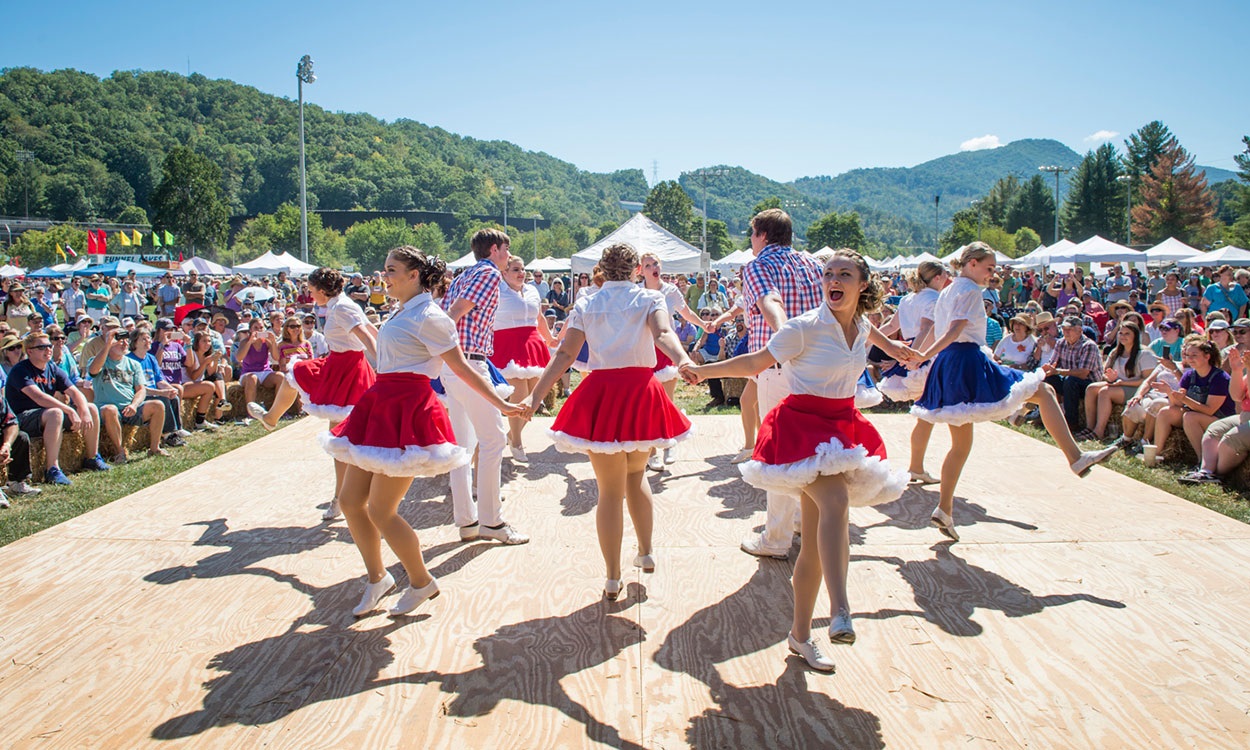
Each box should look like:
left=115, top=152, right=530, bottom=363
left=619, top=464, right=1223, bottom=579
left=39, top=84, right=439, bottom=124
left=910, top=369, right=1045, bottom=426
left=653, top=365, right=680, bottom=383
left=548, top=424, right=694, bottom=455
left=876, top=365, right=928, bottom=403
left=318, top=432, right=470, bottom=478
left=499, top=361, right=546, bottom=380
left=855, top=383, right=884, bottom=409
left=495, top=382, right=515, bottom=400
left=739, top=439, right=908, bottom=506
left=285, top=364, right=354, bottom=422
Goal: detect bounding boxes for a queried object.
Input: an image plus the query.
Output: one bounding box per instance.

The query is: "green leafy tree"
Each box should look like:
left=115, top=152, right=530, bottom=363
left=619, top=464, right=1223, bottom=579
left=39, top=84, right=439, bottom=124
left=230, top=203, right=340, bottom=266
left=595, top=220, right=620, bottom=242
left=1226, top=136, right=1250, bottom=247
left=114, top=205, right=149, bottom=225
left=345, top=219, right=420, bottom=273
left=979, top=226, right=1016, bottom=256
left=704, top=219, right=733, bottom=258
left=1131, top=137, right=1218, bottom=244
left=8, top=225, right=89, bottom=268
left=151, top=146, right=228, bottom=253
left=751, top=196, right=783, bottom=215
left=643, top=181, right=694, bottom=238
left=807, top=210, right=865, bottom=251
left=1013, top=227, right=1042, bottom=256
left=411, top=222, right=449, bottom=260
left=1005, top=175, right=1057, bottom=243
left=1061, top=144, right=1125, bottom=243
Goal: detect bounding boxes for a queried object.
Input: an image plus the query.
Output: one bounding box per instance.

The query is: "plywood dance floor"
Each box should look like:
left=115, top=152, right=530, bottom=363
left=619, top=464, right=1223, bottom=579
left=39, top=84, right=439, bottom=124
left=2, top=414, right=1249, bottom=748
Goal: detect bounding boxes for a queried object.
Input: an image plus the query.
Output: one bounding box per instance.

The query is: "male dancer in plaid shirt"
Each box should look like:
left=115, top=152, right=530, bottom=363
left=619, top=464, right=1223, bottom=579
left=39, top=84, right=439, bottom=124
left=739, top=209, right=824, bottom=559
left=441, top=228, right=528, bottom=545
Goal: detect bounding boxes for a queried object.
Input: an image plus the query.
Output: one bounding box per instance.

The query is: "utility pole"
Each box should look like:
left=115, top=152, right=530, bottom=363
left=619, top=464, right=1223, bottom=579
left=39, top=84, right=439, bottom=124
left=296, top=55, right=316, bottom=264
left=1116, top=174, right=1133, bottom=245
left=933, top=194, right=941, bottom=252
left=15, top=150, right=34, bottom=218
left=687, top=168, right=728, bottom=255
left=1039, top=165, right=1071, bottom=244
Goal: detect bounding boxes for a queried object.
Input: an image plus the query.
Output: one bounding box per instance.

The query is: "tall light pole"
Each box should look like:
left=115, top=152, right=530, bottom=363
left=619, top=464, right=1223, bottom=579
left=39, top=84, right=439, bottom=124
left=501, top=185, right=514, bottom=233
left=15, top=150, right=34, bottom=219
left=971, top=199, right=983, bottom=241
left=1116, top=174, right=1133, bottom=245
left=933, top=194, right=941, bottom=252
left=532, top=214, right=541, bottom=258
left=296, top=55, right=316, bottom=264
left=687, top=168, right=728, bottom=254
left=1039, top=165, right=1071, bottom=244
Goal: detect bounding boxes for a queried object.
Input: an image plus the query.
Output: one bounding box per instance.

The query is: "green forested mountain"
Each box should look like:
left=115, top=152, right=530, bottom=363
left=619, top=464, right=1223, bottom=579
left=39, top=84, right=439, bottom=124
left=0, top=67, right=647, bottom=227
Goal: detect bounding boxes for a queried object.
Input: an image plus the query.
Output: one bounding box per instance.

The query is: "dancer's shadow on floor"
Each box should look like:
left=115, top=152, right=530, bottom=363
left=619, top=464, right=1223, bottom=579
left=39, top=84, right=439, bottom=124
left=152, top=583, right=650, bottom=748
left=560, top=472, right=600, bottom=517
left=861, top=485, right=1040, bottom=536
left=852, top=544, right=1126, bottom=637
left=700, top=455, right=766, bottom=520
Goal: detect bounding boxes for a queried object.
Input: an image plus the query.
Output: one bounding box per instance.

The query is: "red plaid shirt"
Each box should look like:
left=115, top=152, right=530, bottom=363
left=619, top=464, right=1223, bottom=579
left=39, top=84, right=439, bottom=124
left=442, top=259, right=500, bottom=355
left=740, top=244, right=823, bottom=353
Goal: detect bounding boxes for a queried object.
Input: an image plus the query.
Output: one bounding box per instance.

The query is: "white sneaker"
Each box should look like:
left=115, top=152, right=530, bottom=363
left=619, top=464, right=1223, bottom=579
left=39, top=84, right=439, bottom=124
left=459, top=523, right=480, bottom=542
left=633, top=553, right=655, bottom=572
left=509, top=443, right=529, bottom=463
left=322, top=497, right=342, bottom=521
left=388, top=578, right=440, bottom=616
left=352, top=572, right=395, bottom=617
left=174, top=428, right=193, bottom=438
left=479, top=523, right=529, bottom=545
left=740, top=533, right=790, bottom=560
left=787, top=633, right=835, bottom=672
left=663, top=447, right=675, bottom=464
left=1071, top=445, right=1118, bottom=477
left=647, top=452, right=665, bottom=472
left=197, top=420, right=219, bottom=432
left=7, top=480, right=41, bottom=496
left=0, top=491, right=9, bottom=509
left=830, top=609, right=856, bottom=645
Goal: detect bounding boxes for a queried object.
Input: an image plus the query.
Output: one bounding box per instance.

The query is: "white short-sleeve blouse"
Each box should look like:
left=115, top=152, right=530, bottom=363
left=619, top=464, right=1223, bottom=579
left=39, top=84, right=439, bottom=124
left=375, top=293, right=458, bottom=377
left=567, top=281, right=664, bottom=370
left=766, top=304, right=869, bottom=399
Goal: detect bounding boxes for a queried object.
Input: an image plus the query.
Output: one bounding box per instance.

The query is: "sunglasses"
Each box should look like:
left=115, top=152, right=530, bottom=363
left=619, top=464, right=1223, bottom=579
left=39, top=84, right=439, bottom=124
left=27, top=344, right=52, bottom=351
left=49, top=336, right=66, bottom=341
left=285, top=324, right=300, bottom=329
left=4, top=346, right=22, bottom=352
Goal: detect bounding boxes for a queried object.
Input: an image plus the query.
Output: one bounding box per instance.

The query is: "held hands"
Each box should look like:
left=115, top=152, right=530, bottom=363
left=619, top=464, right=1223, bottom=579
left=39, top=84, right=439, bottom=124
left=499, top=401, right=527, bottom=419
left=679, top=362, right=704, bottom=385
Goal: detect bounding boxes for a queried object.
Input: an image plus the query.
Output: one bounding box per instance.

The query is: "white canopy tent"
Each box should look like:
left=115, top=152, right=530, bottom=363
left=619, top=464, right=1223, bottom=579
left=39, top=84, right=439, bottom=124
left=1177, top=245, right=1250, bottom=268
left=181, top=257, right=233, bottom=276
left=0, top=264, right=26, bottom=279
left=525, top=256, right=571, bottom=273
left=1066, top=235, right=1143, bottom=264
left=866, top=256, right=893, bottom=272
left=233, top=250, right=318, bottom=276
left=571, top=214, right=702, bottom=277
left=1144, top=237, right=1203, bottom=264
left=940, top=245, right=1014, bottom=265
left=896, top=252, right=941, bottom=270
left=711, top=248, right=754, bottom=272
left=447, top=252, right=477, bottom=270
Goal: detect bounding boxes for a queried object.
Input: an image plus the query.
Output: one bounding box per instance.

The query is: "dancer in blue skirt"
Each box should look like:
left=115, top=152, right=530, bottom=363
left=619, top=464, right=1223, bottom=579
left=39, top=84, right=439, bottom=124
left=910, top=243, right=1117, bottom=542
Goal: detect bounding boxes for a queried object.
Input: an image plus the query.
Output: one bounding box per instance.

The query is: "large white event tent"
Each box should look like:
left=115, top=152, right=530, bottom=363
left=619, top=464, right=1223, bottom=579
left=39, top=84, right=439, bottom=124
left=447, top=252, right=476, bottom=269
left=712, top=248, right=754, bottom=272
left=1047, top=235, right=1141, bottom=264
left=896, top=252, right=941, bottom=270
left=1144, top=237, right=1202, bottom=263
left=525, top=256, right=571, bottom=273
left=0, top=264, right=26, bottom=279
left=181, top=257, right=233, bottom=276
left=939, top=245, right=1014, bottom=264
left=1177, top=245, right=1250, bottom=268
left=1013, top=239, right=1076, bottom=268
left=571, top=214, right=702, bottom=277
left=233, top=250, right=318, bottom=276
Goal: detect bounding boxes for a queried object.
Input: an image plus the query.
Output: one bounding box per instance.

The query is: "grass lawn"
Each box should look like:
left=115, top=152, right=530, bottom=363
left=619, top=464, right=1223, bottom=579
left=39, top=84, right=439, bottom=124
left=0, top=418, right=296, bottom=547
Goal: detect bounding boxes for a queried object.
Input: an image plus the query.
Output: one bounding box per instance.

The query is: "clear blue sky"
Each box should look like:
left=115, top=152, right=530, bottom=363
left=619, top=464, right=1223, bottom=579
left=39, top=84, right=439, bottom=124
left=5, top=0, right=1247, bottom=184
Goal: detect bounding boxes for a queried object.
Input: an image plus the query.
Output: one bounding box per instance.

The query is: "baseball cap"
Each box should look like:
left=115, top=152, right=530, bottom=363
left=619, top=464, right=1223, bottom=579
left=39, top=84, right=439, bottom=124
left=155, top=318, right=176, bottom=331
left=1061, top=315, right=1084, bottom=329
left=99, top=315, right=121, bottom=329
left=1159, top=318, right=1182, bottom=331
left=1233, top=318, right=1250, bottom=329
left=1209, top=319, right=1230, bottom=331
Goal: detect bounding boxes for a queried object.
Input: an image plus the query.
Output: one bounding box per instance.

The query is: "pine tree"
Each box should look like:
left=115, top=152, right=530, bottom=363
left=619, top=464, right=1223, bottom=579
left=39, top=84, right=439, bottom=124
left=981, top=174, right=1020, bottom=227
left=1125, top=121, right=1174, bottom=181
left=1061, top=144, right=1125, bottom=243
left=1131, top=137, right=1218, bottom=245
left=1005, top=175, right=1057, bottom=244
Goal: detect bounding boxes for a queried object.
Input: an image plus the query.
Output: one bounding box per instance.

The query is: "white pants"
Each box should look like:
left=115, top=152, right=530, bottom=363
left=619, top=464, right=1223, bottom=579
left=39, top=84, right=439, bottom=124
left=443, top=359, right=507, bottom=528
left=755, top=366, right=797, bottom=551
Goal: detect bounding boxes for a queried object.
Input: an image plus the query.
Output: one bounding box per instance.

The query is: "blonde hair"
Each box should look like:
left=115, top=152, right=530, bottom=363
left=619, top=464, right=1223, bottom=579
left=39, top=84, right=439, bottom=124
left=958, top=241, right=996, bottom=268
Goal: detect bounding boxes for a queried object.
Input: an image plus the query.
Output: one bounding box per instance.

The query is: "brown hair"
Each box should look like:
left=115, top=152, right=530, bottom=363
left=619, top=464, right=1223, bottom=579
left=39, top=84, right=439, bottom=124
left=1106, top=322, right=1144, bottom=377
left=826, top=249, right=884, bottom=316
left=308, top=267, right=345, bottom=297
left=749, top=208, right=792, bottom=246
left=1184, top=333, right=1222, bottom=369
left=598, top=243, right=638, bottom=282
left=389, top=245, right=447, bottom=292
left=915, top=260, right=945, bottom=288
left=470, top=228, right=510, bottom=260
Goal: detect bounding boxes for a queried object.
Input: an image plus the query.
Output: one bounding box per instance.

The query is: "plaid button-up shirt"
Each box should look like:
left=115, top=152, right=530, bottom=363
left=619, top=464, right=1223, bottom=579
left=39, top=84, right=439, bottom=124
left=442, top=259, right=500, bottom=355
left=740, top=244, right=823, bottom=353
left=1051, top=334, right=1102, bottom=376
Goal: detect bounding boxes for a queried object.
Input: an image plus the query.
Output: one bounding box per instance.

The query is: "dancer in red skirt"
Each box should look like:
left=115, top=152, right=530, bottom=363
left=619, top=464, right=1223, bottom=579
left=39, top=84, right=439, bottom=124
left=319, top=246, right=524, bottom=617
left=683, top=250, right=912, bottom=672
left=248, top=267, right=378, bottom=521
left=526, top=242, right=694, bottom=602
left=492, top=255, right=557, bottom=463
left=640, top=251, right=708, bottom=472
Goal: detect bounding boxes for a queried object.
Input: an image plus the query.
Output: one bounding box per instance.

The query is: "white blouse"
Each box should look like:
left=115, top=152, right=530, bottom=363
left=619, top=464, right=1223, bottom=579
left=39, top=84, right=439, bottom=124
left=495, top=283, right=542, bottom=330
left=324, top=294, right=370, bottom=352
left=567, top=281, right=664, bottom=370
left=375, top=293, right=458, bottom=377
left=658, top=281, right=688, bottom=315
left=933, top=276, right=988, bottom=347
left=895, top=288, right=938, bottom=340
left=767, top=304, right=869, bottom=399
left=994, top=334, right=1036, bottom=365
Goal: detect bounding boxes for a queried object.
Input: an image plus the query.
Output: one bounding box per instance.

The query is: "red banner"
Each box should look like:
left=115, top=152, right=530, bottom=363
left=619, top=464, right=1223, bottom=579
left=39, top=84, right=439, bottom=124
left=94, top=229, right=108, bottom=254
left=86, top=231, right=97, bottom=255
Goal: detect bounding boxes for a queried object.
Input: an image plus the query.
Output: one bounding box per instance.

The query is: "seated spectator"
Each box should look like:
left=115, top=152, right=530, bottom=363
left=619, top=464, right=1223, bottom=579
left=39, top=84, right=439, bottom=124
left=25, top=311, right=45, bottom=337
left=88, top=328, right=169, bottom=461
left=160, top=318, right=219, bottom=430
left=1183, top=347, right=1250, bottom=484
left=66, top=315, right=94, bottom=354
left=276, top=316, right=313, bottom=373
left=78, top=315, right=123, bottom=375
left=1152, top=335, right=1233, bottom=458
left=0, top=385, right=39, bottom=505
left=1149, top=319, right=1184, bottom=360
left=236, top=318, right=284, bottom=408
left=690, top=308, right=725, bottom=364
left=1208, top=319, right=1235, bottom=357
left=1121, top=358, right=1182, bottom=451
left=185, top=330, right=229, bottom=427
left=673, top=314, right=698, bottom=350
left=1041, top=316, right=1103, bottom=431
left=984, top=299, right=1004, bottom=347
left=1079, top=322, right=1157, bottom=440
left=127, top=327, right=189, bottom=446
left=303, top=313, right=329, bottom=357
left=1173, top=306, right=1203, bottom=337
left=0, top=334, right=24, bottom=381
left=45, top=324, right=92, bottom=399
left=7, top=332, right=110, bottom=484
left=993, top=315, right=1036, bottom=369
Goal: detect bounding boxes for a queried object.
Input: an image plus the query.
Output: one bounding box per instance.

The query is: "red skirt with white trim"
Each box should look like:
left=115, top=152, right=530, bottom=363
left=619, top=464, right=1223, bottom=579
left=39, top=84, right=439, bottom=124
left=653, top=347, right=679, bottom=382
left=318, top=372, right=469, bottom=478
left=490, top=326, right=551, bottom=380
left=741, top=394, right=907, bottom=506
left=288, top=349, right=376, bottom=422
left=549, top=367, right=693, bottom=454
